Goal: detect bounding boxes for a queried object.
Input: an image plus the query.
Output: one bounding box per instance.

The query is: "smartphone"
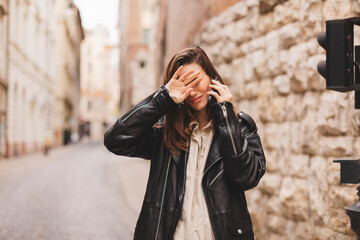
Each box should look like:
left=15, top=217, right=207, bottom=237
left=208, top=76, right=219, bottom=105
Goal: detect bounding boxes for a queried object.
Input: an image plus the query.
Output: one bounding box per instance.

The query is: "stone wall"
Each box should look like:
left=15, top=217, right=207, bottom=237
left=201, top=0, right=360, bottom=239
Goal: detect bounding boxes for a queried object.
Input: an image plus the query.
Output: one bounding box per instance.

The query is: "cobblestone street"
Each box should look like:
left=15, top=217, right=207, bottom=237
left=0, top=142, right=150, bottom=240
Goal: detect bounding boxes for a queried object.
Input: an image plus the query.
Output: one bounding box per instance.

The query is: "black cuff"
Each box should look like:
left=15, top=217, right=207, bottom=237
left=151, top=85, right=177, bottom=115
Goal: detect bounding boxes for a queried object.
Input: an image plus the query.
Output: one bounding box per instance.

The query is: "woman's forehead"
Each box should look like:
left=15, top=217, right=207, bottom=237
left=180, top=63, right=203, bottom=74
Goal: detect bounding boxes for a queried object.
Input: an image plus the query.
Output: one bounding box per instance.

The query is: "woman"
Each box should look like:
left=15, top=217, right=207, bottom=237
left=104, top=47, right=266, bottom=240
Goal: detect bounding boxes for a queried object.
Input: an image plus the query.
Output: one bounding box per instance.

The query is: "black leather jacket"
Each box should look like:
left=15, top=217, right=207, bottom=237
left=104, top=85, right=266, bottom=240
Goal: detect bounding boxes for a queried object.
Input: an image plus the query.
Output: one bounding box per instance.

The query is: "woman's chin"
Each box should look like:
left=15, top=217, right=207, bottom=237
left=190, top=102, right=208, bottom=112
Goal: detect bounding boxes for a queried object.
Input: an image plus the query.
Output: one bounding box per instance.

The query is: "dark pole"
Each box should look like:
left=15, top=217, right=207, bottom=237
left=345, top=186, right=360, bottom=240
left=334, top=160, right=360, bottom=238
left=318, top=17, right=360, bottom=238
left=348, top=45, right=360, bottom=239
left=355, top=46, right=360, bottom=109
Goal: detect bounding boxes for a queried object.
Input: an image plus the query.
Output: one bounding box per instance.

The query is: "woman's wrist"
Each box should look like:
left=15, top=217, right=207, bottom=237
left=165, top=83, right=181, bottom=104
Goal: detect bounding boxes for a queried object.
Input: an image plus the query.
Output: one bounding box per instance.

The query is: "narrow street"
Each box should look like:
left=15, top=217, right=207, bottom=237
left=0, top=142, right=150, bottom=240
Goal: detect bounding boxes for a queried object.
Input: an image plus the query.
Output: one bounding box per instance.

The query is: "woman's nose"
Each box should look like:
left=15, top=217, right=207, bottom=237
left=189, top=90, right=197, bottom=97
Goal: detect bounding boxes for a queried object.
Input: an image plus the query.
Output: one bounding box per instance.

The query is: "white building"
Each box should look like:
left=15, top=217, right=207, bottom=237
left=54, top=0, right=84, bottom=146
left=7, top=0, right=57, bottom=156
left=6, top=0, right=83, bottom=157
left=0, top=0, right=8, bottom=158
left=80, top=26, right=120, bottom=141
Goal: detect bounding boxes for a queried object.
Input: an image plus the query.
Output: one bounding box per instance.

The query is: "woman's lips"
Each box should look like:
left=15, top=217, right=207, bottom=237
left=191, top=96, right=202, bottom=104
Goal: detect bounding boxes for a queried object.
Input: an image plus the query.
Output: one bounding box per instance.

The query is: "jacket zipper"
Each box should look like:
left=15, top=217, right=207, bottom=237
left=204, top=155, right=222, bottom=176
left=122, top=86, right=165, bottom=123
left=209, top=169, right=224, bottom=186
left=155, top=155, right=171, bottom=240
left=221, top=104, right=238, bottom=155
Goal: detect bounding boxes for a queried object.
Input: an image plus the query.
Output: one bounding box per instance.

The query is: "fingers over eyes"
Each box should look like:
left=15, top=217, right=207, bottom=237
left=183, top=72, right=200, bottom=85
left=178, top=69, right=194, bottom=81
left=186, top=77, right=202, bottom=88
left=173, top=66, right=183, bottom=80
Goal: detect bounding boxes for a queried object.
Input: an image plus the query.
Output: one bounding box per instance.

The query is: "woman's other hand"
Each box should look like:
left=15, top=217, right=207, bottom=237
left=208, top=79, right=233, bottom=104
left=166, top=66, right=202, bottom=103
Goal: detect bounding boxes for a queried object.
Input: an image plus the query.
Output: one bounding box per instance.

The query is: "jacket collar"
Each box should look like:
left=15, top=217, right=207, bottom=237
left=172, top=128, right=221, bottom=171
left=189, top=119, right=213, bottom=132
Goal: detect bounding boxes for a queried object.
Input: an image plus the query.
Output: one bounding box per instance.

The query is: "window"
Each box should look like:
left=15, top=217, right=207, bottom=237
left=143, top=29, right=150, bottom=45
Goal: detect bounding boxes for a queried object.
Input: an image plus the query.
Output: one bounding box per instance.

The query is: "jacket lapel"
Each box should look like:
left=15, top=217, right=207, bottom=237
left=204, top=132, right=222, bottom=172
left=171, top=139, right=190, bottom=165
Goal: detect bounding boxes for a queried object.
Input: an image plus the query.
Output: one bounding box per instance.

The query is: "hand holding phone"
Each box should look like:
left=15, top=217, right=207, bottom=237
left=208, top=77, right=234, bottom=104
left=208, top=76, right=219, bottom=105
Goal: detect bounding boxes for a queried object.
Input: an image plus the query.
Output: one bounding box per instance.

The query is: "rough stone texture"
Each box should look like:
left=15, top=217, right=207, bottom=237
left=201, top=0, right=360, bottom=238
left=279, top=177, right=309, bottom=221
left=273, top=75, right=290, bottom=95
left=259, top=0, right=287, bottom=14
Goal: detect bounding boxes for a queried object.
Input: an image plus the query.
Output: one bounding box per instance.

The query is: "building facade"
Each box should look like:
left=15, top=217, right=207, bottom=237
left=118, top=0, right=159, bottom=113
left=54, top=0, right=84, bottom=145
left=80, top=26, right=119, bottom=141
left=7, top=0, right=57, bottom=157
left=0, top=0, right=8, bottom=158
left=199, top=1, right=360, bottom=238
left=5, top=0, right=83, bottom=157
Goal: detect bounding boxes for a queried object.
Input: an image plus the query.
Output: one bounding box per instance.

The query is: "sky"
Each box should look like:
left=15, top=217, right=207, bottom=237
left=74, top=0, right=119, bottom=44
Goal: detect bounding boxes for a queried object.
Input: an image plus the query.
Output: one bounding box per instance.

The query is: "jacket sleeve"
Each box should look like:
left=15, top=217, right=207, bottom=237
left=104, top=85, right=177, bottom=159
left=211, top=101, right=266, bottom=191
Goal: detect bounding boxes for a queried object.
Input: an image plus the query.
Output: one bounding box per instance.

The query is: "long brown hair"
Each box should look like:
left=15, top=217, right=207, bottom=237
left=162, top=46, right=224, bottom=155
